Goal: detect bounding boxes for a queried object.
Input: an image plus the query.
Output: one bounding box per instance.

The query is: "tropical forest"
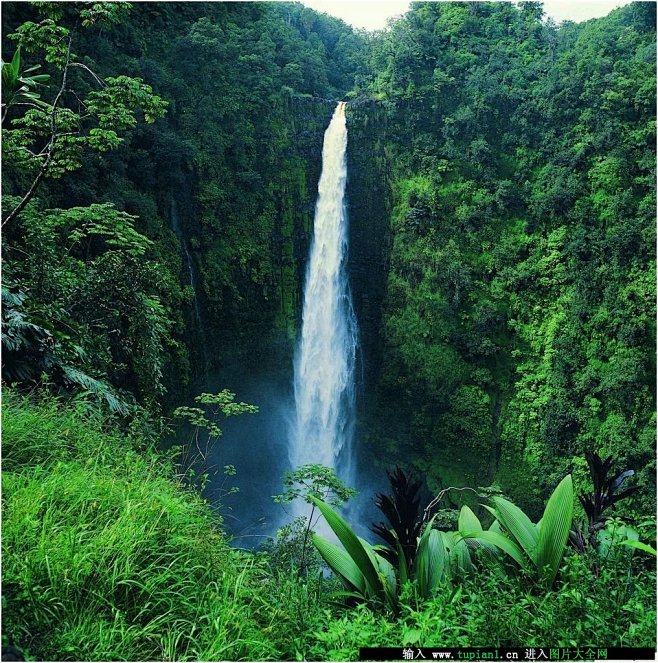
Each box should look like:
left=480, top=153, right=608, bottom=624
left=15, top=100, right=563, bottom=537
left=1, top=1, right=656, bottom=661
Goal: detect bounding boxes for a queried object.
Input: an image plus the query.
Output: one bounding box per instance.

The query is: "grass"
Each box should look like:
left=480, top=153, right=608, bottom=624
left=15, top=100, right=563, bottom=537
left=2, top=392, right=321, bottom=661
left=2, top=391, right=656, bottom=661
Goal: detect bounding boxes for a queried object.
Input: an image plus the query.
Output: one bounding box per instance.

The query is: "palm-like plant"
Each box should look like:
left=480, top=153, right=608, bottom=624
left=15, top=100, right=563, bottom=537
left=310, top=497, right=398, bottom=610
left=570, top=451, right=639, bottom=552
left=370, top=467, right=423, bottom=571
left=1, top=48, right=50, bottom=122
left=460, top=474, right=574, bottom=587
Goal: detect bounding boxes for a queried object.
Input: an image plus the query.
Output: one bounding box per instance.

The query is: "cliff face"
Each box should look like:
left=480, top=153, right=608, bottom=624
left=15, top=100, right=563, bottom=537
left=190, top=97, right=336, bottom=371
left=346, top=103, right=393, bottom=393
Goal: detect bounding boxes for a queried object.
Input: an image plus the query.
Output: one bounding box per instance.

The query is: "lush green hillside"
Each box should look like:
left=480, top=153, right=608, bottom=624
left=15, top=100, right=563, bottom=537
left=356, top=1, right=656, bottom=520
left=2, top=2, right=655, bottom=660
left=3, top=391, right=655, bottom=660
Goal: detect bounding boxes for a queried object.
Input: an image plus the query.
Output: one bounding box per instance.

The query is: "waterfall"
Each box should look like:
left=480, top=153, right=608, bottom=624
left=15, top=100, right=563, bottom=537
left=170, top=198, right=208, bottom=373
left=290, top=101, right=358, bottom=490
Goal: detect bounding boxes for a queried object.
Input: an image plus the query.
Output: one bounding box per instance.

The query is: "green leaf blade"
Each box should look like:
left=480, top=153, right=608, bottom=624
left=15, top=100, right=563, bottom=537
left=415, top=527, right=446, bottom=598
left=491, top=495, right=538, bottom=563
left=310, top=497, right=383, bottom=600
left=458, top=505, right=483, bottom=532
left=311, top=534, right=366, bottom=593
left=459, top=530, right=527, bottom=568
left=536, top=474, right=574, bottom=586
left=620, top=540, right=657, bottom=556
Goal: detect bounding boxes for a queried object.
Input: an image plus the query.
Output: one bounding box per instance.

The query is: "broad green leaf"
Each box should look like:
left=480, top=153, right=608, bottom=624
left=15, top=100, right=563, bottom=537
left=443, top=530, right=474, bottom=575
left=488, top=518, right=502, bottom=534
left=310, top=497, right=383, bottom=600
left=536, top=474, right=574, bottom=586
left=416, top=528, right=446, bottom=597
left=491, top=495, right=538, bottom=563
left=459, top=530, right=526, bottom=568
left=620, top=540, right=657, bottom=556
left=11, top=47, right=21, bottom=78
left=358, top=536, right=397, bottom=608
left=311, top=534, right=366, bottom=594
left=458, top=505, right=482, bottom=532
left=623, top=526, right=640, bottom=542
left=395, top=537, right=408, bottom=585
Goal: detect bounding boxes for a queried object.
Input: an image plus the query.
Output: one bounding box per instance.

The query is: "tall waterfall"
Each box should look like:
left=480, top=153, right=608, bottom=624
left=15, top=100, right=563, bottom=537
left=290, top=102, right=357, bottom=488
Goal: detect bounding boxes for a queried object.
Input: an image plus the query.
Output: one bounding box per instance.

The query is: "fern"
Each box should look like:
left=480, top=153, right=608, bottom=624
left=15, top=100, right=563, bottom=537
left=61, top=365, right=131, bottom=415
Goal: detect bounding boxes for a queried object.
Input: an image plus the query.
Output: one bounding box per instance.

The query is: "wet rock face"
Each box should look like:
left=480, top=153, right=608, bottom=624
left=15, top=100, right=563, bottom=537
left=346, top=103, right=393, bottom=390
left=191, top=97, right=335, bottom=371
left=179, top=96, right=391, bottom=380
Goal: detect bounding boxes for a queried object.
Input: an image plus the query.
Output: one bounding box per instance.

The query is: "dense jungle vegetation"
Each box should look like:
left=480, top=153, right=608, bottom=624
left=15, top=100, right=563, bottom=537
left=2, top=2, right=656, bottom=661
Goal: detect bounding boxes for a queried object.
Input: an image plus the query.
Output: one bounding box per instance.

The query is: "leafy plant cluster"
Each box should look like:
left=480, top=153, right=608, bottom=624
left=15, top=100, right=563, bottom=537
left=360, top=1, right=656, bottom=521
left=306, top=460, right=654, bottom=658
left=313, top=472, right=597, bottom=611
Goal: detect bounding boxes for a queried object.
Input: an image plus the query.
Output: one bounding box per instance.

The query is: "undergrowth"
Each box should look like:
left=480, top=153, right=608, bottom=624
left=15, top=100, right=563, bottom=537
left=2, top=392, right=322, bottom=661
left=2, top=392, right=655, bottom=661
left=310, top=557, right=656, bottom=661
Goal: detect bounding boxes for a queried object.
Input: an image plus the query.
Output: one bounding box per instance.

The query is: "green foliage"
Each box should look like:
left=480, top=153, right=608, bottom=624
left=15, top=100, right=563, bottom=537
left=311, top=496, right=398, bottom=610
left=314, top=473, right=577, bottom=614
left=3, top=5, right=167, bottom=224
left=1, top=393, right=328, bottom=662
left=275, top=466, right=356, bottom=577
left=3, top=200, right=181, bottom=404
left=173, top=390, right=258, bottom=438
left=1, top=46, right=50, bottom=116
left=312, top=498, right=477, bottom=609
left=2, top=3, right=186, bottom=408
left=5, top=387, right=653, bottom=662
left=465, top=475, right=575, bottom=586
left=365, top=0, right=655, bottom=522
left=275, top=464, right=356, bottom=508
left=309, top=553, right=656, bottom=660
left=620, top=540, right=657, bottom=557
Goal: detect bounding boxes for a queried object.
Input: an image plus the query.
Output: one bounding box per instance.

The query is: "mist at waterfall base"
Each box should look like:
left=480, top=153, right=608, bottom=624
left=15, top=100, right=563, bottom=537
left=190, top=364, right=389, bottom=547
left=194, top=365, right=292, bottom=547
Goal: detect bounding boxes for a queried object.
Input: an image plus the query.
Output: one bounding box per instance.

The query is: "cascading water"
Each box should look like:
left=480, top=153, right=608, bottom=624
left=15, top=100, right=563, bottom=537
left=170, top=198, right=208, bottom=373
left=289, top=101, right=358, bottom=496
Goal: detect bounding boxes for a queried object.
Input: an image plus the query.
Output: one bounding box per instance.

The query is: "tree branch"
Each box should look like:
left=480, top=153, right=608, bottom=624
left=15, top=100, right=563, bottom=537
left=3, top=37, right=73, bottom=227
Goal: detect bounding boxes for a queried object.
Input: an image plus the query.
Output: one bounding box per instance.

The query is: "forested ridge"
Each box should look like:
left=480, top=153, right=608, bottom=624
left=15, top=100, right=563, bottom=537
left=360, top=1, right=656, bottom=518
left=2, top=2, right=656, bottom=661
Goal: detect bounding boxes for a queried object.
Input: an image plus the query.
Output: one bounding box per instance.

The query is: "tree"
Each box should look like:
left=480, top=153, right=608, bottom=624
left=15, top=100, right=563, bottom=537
left=2, top=2, right=167, bottom=225
left=274, top=464, right=356, bottom=575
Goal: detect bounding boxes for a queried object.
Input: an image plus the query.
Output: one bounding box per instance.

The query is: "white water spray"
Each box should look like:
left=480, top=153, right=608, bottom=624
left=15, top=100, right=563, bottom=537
left=290, top=102, right=357, bottom=490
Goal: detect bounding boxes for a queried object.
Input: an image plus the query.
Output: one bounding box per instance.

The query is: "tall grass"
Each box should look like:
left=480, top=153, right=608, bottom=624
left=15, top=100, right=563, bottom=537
left=2, top=393, right=316, bottom=661
left=3, top=393, right=655, bottom=661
